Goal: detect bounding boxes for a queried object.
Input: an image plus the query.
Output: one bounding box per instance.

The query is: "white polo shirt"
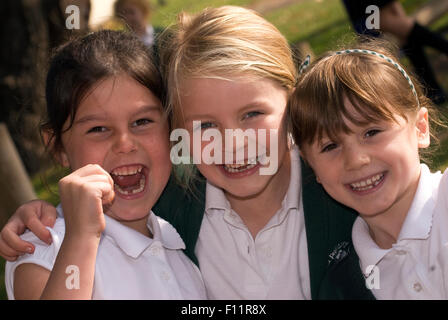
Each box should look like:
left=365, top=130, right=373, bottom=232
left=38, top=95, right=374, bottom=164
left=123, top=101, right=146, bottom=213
left=352, top=164, right=448, bottom=299
left=195, top=147, right=311, bottom=299
left=5, top=207, right=207, bottom=300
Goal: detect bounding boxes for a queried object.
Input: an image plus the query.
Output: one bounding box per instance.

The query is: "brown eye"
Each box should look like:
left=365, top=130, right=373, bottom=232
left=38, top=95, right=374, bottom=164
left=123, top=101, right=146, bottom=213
left=87, top=126, right=107, bottom=133
left=133, top=119, right=153, bottom=127
left=321, top=143, right=337, bottom=153
left=365, top=129, right=381, bottom=138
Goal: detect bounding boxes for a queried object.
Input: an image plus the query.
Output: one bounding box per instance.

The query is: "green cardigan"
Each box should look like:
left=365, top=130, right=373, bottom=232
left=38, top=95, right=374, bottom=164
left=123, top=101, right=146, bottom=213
left=152, top=159, right=359, bottom=300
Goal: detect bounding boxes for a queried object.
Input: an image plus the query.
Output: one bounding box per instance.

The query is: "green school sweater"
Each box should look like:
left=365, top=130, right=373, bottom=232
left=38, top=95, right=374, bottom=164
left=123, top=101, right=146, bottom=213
left=152, top=159, right=359, bottom=300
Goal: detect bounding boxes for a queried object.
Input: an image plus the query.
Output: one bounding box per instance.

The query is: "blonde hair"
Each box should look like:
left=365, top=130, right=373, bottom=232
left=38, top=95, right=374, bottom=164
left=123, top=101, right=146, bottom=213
left=288, top=37, right=444, bottom=163
left=157, top=6, right=298, bottom=189
left=159, top=5, right=297, bottom=129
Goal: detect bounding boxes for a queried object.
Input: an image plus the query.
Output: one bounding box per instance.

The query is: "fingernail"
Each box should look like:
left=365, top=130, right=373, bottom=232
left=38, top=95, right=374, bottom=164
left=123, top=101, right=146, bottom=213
left=27, top=247, right=33, bottom=253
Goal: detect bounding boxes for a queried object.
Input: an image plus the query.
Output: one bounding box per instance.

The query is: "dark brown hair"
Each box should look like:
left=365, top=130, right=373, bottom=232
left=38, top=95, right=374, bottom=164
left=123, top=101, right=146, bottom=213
left=42, top=30, right=165, bottom=155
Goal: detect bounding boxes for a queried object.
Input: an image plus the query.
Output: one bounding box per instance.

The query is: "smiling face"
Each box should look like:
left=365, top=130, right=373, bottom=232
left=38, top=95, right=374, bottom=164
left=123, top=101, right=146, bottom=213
left=179, top=77, right=291, bottom=200
left=302, top=98, right=430, bottom=220
left=58, top=75, right=171, bottom=224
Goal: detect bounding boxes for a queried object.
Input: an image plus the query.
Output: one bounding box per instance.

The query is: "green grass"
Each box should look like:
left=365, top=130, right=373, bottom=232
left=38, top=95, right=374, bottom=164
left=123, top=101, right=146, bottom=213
left=148, top=0, right=254, bottom=26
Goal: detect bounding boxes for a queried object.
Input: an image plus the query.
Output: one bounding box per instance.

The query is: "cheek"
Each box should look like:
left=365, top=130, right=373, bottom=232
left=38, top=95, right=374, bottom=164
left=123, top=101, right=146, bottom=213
left=67, top=141, right=108, bottom=170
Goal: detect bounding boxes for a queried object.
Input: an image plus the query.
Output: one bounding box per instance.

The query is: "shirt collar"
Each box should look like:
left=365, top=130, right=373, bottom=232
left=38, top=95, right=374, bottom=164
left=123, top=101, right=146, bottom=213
left=103, top=211, right=185, bottom=259
left=204, top=181, right=231, bottom=215
left=204, top=146, right=301, bottom=215
left=282, top=145, right=301, bottom=211
left=353, top=163, right=439, bottom=275
left=398, top=163, right=438, bottom=240
left=352, top=217, right=391, bottom=276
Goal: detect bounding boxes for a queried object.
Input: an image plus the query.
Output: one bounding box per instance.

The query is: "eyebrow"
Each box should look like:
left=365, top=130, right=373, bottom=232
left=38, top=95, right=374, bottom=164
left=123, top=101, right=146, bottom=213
left=74, top=105, right=162, bottom=125
left=183, top=101, right=271, bottom=123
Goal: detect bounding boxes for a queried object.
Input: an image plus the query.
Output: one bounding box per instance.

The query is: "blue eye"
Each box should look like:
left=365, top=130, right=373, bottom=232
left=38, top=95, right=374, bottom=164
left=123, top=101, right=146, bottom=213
left=243, top=111, right=262, bottom=120
left=321, top=143, right=338, bottom=153
left=200, top=122, right=215, bottom=130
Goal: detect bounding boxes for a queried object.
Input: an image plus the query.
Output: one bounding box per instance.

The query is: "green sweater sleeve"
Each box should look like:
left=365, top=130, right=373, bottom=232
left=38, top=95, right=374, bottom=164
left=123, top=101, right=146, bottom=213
left=152, top=174, right=206, bottom=266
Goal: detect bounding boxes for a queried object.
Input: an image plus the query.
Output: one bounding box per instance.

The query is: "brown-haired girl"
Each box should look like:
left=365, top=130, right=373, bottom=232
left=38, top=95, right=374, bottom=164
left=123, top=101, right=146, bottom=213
left=289, top=39, right=448, bottom=299
left=4, top=30, right=206, bottom=299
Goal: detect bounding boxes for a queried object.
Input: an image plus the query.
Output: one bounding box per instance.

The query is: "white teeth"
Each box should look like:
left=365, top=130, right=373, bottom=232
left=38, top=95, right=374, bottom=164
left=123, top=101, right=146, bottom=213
left=350, top=173, right=384, bottom=191
left=223, top=154, right=264, bottom=173
left=111, top=165, right=143, bottom=176
left=114, top=175, right=146, bottom=195
left=223, top=163, right=257, bottom=173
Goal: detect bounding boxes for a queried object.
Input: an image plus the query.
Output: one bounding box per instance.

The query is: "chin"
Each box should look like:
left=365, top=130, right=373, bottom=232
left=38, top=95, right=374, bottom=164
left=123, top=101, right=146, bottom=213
left=223, top=179, right=270, bottom=199
left=107, top=202, right=152, bottom=222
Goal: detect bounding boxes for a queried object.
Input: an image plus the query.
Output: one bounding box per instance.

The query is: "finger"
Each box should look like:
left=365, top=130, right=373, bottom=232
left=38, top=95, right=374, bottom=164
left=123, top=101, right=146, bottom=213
left=24, top=215, right=53, bottom=245
left=2, top=255, right=19, bottom=262
left=0, top=228, right=35, bottom=254
left=39, top=201, right=58, bottom=228
left=0, top=238, right=29, bottom=258
left=90, top=181, right=115, bottom=205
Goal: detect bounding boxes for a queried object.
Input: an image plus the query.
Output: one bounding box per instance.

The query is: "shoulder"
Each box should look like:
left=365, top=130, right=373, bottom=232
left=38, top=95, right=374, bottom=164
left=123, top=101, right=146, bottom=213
left=5, top=217, right=65, bottom=299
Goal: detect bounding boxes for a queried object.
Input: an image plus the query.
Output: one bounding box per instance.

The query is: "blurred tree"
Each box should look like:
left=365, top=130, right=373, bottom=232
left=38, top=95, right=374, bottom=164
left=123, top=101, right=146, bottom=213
left=0, top=0, right=90, bottom=176
left=0, top=0, right=90, bottom=221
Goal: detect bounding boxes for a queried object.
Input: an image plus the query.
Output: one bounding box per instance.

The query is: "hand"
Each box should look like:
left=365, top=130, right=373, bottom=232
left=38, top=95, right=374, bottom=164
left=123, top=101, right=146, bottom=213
left=58, top=164, right=115, bottom=239
left=0, top=200, right=57, bottom=261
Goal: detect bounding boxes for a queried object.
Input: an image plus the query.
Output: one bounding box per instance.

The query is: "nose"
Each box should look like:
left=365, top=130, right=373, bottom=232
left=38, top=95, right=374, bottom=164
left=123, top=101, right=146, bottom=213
left=222, top=127, right=257, bottom=163
left=343, top=144, right=370, bottom=171
left=112, top=131, right=137, bottom=154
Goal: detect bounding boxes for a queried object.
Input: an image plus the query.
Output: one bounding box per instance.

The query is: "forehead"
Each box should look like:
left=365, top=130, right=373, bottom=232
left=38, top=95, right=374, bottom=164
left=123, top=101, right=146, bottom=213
left=76, top=75, right=161, bottom=117
left=178, top=77, right=288, bottom=115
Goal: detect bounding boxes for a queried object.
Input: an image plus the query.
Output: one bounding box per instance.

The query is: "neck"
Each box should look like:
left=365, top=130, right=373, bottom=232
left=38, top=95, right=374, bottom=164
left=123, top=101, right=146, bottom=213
left=362, top=168, right=421, bottom=249
left=118, top=216, right=153, bottom=238
left=225, top=150, right=292, bottom=238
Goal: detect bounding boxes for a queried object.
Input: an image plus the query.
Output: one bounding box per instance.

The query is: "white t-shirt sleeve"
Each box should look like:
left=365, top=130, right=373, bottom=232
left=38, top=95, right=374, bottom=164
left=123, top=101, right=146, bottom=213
left=4, top=218, right=65, bottom=299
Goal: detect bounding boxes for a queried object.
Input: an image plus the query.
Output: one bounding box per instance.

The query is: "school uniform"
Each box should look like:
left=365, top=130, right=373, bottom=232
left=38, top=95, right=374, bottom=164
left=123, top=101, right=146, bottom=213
left=154, top=147, right=358, bottom=299
left=319, top=164, right=448, bottom=299
left=5, top=206, right=206, bottom=300
left=196, top=147, right=310, bottom=299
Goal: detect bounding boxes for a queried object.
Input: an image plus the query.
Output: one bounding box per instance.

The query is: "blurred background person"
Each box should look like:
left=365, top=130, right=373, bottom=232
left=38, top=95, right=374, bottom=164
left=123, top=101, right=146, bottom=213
left=343, top=0, right=448, bottom=105
left=114, top=0, right=161, bottom=48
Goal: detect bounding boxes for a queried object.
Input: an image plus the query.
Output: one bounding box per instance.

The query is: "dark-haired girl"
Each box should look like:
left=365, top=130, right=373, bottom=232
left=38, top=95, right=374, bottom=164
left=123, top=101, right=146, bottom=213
left=4, top=30, right=206, bottom=299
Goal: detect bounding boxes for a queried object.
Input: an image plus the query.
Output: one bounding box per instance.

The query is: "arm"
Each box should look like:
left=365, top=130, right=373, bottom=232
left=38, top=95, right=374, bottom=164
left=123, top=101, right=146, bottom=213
left=11, top=232, right=100, bottom=300
left=13, top=164, right=114, bottom=299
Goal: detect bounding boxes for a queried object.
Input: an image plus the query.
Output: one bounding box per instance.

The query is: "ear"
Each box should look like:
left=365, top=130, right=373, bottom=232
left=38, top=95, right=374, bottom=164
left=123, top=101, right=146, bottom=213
left=415, top=107, right=430, bottom=149
left=42, top=130, right=70, bottom=168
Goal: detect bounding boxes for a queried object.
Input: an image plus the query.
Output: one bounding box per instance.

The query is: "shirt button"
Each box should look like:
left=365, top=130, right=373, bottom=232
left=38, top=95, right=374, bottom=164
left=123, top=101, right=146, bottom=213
left=150, top=246, right=161, bottom=256
left=264, top=246, right=272, bottom=258
left=395, top=250, right=407, bottom=256
left=413, top=282, right=423, bottom=292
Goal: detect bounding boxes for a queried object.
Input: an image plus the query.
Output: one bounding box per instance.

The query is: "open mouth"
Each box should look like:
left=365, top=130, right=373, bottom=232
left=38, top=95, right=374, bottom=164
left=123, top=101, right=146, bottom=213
left=222, top=154, right=265, bottom=173
left=348, top=172, right=385, bottom=192
left=110, top=164, right=147, bottom=197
